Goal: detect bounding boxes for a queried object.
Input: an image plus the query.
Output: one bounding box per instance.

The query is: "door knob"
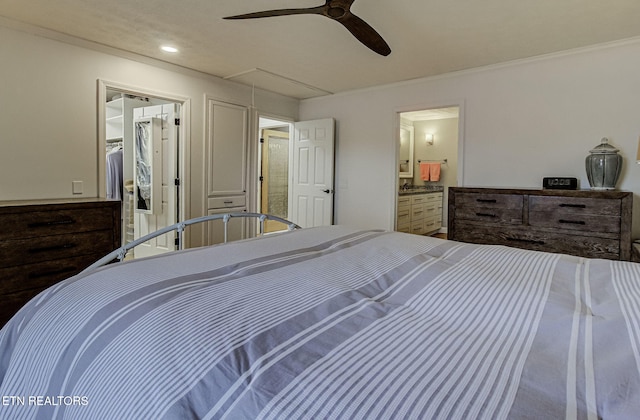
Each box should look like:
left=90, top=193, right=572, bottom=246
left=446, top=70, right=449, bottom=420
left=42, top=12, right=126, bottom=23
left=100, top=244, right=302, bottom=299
left=322, top=189, right=332, bottom=194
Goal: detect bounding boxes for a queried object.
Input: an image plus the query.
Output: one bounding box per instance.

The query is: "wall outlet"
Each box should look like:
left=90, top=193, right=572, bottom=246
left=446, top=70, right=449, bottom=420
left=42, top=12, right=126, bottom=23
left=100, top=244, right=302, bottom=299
left=72, top=180, right=83, bottom=195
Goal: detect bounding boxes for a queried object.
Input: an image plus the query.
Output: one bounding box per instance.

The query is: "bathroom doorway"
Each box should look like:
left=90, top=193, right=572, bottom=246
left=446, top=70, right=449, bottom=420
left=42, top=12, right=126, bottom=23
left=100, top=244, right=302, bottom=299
left=396, top=106, right=461, bottom=236
left=258, top=116, right=292, bottom=233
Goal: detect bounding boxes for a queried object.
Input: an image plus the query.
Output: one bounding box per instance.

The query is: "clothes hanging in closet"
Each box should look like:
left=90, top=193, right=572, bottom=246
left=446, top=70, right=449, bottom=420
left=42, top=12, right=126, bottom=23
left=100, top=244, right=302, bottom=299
left=106, top=147, right=123, bottom=200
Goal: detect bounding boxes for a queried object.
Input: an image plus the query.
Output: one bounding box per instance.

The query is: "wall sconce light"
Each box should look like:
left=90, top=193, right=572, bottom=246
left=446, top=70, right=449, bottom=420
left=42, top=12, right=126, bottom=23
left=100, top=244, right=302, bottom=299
left=425, top=133, right=434, bottom=145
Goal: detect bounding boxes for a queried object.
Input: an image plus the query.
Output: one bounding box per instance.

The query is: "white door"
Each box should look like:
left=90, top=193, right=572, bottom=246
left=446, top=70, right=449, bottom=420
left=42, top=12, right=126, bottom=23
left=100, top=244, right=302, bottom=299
left=290, top=118, right=335, bottom=228
left=133, top=103, right=179, bottom=257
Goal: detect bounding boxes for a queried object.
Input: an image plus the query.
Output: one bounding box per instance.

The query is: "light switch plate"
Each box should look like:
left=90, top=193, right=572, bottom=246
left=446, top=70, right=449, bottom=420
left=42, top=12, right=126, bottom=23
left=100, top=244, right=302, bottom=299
left=72, top=180, right=83, bottom=194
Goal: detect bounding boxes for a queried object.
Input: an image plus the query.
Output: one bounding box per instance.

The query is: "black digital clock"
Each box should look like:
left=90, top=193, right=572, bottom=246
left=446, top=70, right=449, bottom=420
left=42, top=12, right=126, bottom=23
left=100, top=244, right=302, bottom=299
left=542, top=177, right=578, bottom=190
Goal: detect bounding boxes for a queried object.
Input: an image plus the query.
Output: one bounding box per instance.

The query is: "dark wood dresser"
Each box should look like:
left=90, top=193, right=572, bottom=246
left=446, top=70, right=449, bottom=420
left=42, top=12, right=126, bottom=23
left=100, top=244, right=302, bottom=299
left=448, top=188, right=632, bottom=261
left=0, top=198, right=121, bottom=326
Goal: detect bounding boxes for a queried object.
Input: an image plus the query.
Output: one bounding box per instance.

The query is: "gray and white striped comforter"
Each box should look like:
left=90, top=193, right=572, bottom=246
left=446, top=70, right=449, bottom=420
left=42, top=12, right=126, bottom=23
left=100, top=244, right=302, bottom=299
left=1, top=226, right=639, bottom=419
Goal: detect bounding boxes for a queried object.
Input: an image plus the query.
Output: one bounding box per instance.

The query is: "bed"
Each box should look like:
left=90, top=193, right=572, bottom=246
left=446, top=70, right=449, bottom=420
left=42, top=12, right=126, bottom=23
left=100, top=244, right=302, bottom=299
left=1, top=222, right=639, bottom=419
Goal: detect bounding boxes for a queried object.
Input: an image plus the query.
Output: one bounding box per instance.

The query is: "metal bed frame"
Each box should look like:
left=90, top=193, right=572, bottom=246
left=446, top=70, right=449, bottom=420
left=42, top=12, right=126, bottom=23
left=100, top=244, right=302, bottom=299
left=82, top=212, right=300, bottom=273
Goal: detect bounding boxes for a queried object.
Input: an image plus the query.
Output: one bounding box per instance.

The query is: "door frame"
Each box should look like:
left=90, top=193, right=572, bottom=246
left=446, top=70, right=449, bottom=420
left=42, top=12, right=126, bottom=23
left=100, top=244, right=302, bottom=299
left=97, top=79, right=191, bottom=241
left=392, top=100, right=466, bottom=231
left=260, top=129, right=291, bottom=232
left=252, top=114, right=336, bottom=229
left=252, top=113, right=294, bottom=235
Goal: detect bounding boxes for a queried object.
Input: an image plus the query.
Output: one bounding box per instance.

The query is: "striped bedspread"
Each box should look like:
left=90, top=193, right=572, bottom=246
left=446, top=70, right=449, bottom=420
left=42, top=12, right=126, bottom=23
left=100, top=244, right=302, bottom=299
left=1, top=226, right=639, bottom=419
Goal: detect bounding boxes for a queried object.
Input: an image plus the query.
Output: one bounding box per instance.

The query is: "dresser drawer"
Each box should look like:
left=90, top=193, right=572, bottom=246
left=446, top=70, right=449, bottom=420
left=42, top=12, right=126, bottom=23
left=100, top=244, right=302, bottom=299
left=411, top=204, right=427, bottom=221
left=457, top=193, right=524, bottom=210
left=504, top=230, right=620, bottom=260
left=397, top=208, right=411, bottom=225
left=0, top=207, right=115, bottom=241
left=453, top=223, right=620, bottom=259
left=0, top=253, right=104, bottom=295
left=539, top=233, right=619, bottom=259
left=208, top=196, right=246, bottom=209
left=397, top=222, right=411, bottom=233
left=411, top=195, right=429, bottom=206
left=397, top=198, right=410, bottom=214
left=424, top=201, right=441, bottom=217
left=455, top=207, right=523, bottom=225
left=424, top=216, right=441, bottom=233
left=455, top=193, right=524, bottom=224
left=529, top=211, right=620, bottom=233
left=398, top=196, right=411, bottom=207
left=411, top=220, right=426, bottom=235
left=425, top=193, right=443, bottom=203
left=529, top=196, right=621, bottom=216
left=0, top=230, right=115, bottom=268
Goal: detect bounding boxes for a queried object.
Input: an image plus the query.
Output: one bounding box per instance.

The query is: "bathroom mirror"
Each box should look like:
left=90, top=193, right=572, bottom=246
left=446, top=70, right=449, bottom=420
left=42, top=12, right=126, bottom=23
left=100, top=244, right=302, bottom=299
left=399, top=123, right=414, bottom=178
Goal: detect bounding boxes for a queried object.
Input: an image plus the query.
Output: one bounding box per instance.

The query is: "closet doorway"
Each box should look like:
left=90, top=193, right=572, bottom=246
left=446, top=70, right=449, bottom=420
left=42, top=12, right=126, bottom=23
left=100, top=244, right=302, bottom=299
left=98, top=81, right=189, bottom=257
left=396, top=106, right=462, bottom=235
left=258, top=116, right=292, bottom=233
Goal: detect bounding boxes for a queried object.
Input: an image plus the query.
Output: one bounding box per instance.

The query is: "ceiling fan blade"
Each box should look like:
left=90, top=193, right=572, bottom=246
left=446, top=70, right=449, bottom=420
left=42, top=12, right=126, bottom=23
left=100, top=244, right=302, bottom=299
left=224, top=1, right=391, bottom=56
left=335, top=12, right=391, bottom=56
left=224, top=7, right=323, bottom=20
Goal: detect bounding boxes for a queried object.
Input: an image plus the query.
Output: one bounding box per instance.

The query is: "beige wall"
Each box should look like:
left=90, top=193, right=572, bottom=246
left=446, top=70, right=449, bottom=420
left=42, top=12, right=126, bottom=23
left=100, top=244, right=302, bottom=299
left=0, top=21, right=299, bottom=246
left=411, top=118, right=458, bottom=188
left=299, top=38, right=640, bottom=239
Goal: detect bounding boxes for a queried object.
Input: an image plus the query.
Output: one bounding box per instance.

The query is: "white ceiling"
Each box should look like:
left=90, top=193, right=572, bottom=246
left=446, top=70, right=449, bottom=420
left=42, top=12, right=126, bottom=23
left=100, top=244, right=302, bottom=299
left=2, top=1, right=640, bottom=99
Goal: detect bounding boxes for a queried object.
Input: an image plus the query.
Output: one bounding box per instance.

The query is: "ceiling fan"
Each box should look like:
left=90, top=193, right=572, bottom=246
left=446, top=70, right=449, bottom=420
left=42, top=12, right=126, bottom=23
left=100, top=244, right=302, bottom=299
left=224, top=0, right=391, bottom=56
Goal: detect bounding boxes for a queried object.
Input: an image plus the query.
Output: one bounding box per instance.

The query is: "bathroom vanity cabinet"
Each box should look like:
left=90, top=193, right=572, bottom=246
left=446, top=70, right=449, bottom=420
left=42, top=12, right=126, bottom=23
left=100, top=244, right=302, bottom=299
left=397, top=191, right=443, bottom=235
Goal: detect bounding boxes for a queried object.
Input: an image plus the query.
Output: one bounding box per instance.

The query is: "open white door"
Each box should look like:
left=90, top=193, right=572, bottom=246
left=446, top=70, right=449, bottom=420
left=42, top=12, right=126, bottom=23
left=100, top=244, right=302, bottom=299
left=133, top=103, right=179, bottom=257
left=290, top=118, right=335, bottom=228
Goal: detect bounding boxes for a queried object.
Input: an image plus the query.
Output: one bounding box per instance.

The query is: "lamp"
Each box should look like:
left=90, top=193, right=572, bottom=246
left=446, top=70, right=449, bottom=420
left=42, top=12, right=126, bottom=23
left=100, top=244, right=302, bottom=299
left=425, top=133, right=434, bottom=145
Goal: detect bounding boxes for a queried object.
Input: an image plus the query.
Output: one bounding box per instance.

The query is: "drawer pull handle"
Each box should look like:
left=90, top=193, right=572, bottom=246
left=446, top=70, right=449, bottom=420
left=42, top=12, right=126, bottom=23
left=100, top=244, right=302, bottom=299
left=507, top=237, right=545, bottom=245
left=559, top=219, right=586, bottom=225
left=477, top=199, right=497, bottom=203
left=559, top=203, right=586, bottom=209
left=28, top=219, right=75, bottom=228
left=475, top=212, right=497, bottom=218
left=224, top=201, right=234, bottom=204
left=28, top=266, right=77, bottom=279
left=28, top=243, right=77, bottom=254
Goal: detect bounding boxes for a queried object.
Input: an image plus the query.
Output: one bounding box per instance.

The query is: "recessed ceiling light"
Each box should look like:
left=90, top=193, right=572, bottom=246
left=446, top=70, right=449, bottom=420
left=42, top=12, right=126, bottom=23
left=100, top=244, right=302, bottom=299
left=161, top=45, right=179, bottom=53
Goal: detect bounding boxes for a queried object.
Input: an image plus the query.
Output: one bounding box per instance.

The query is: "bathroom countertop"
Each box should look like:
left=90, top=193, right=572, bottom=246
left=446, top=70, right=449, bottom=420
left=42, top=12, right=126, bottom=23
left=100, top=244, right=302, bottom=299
left=398, top=186, right=444, bottom=195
